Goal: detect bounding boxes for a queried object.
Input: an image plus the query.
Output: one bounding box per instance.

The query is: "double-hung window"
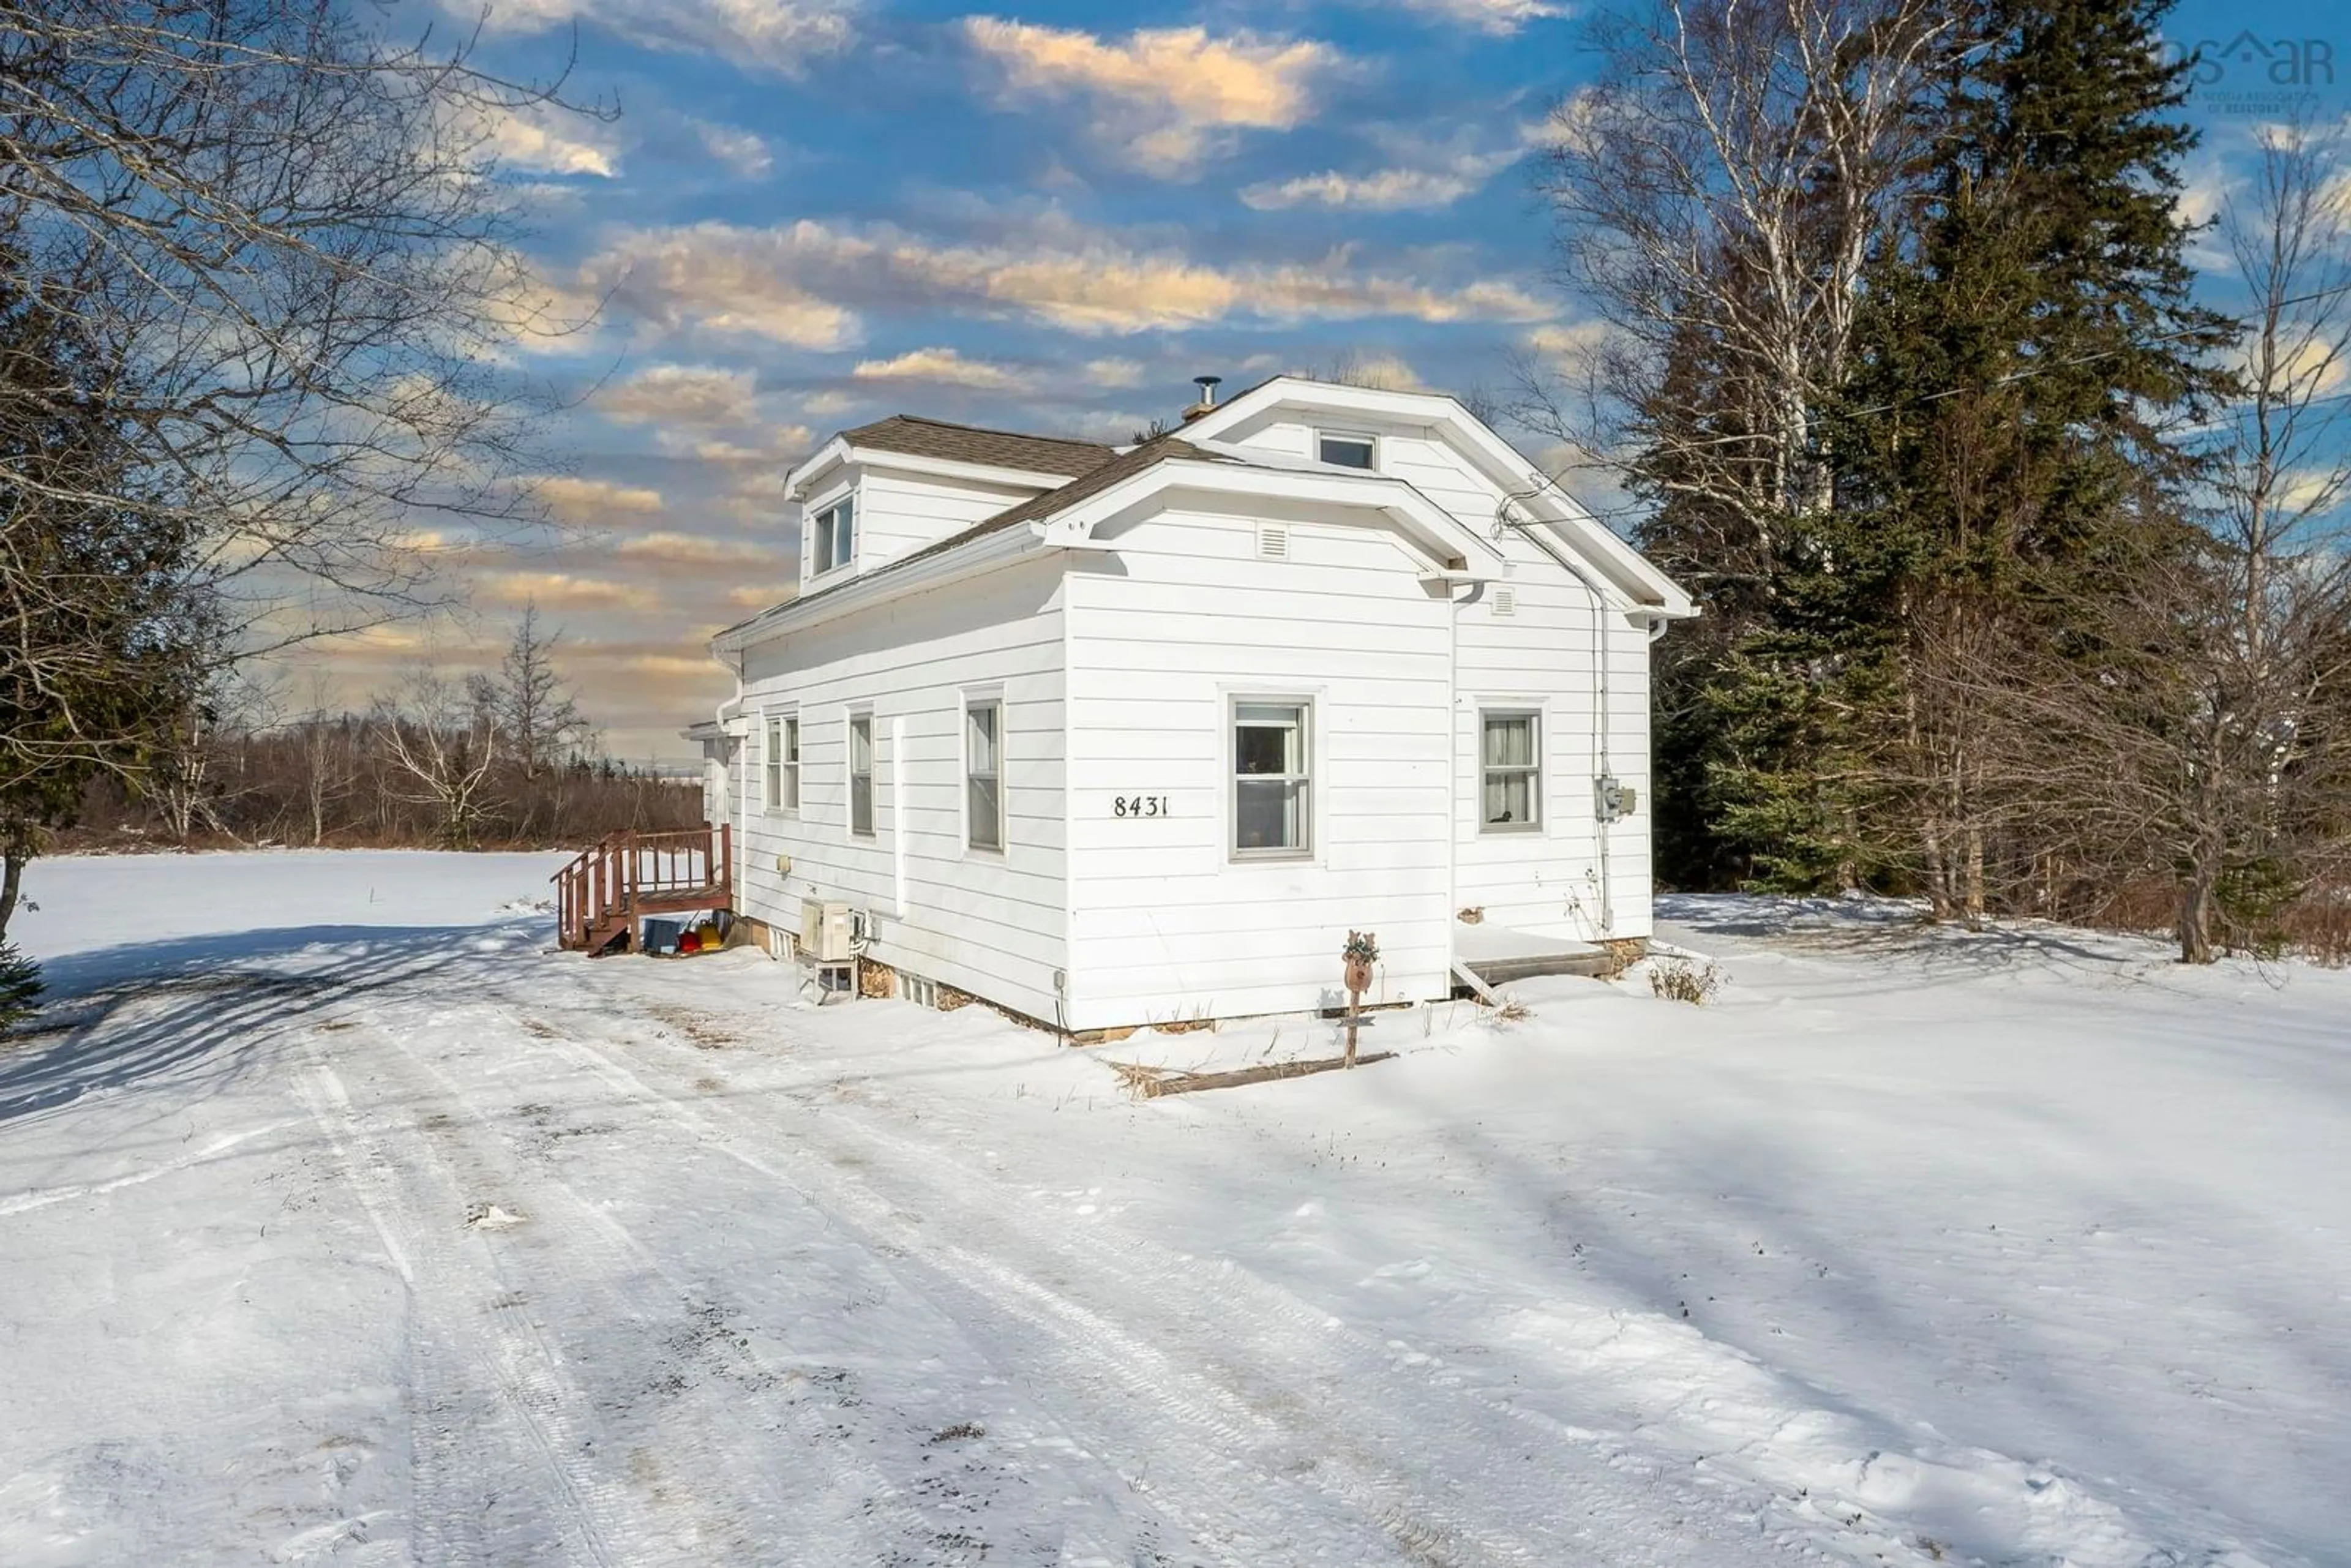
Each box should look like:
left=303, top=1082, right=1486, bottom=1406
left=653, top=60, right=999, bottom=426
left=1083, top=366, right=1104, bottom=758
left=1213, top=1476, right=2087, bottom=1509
left=1480, top=710, right=1542, bottom=831
left=847, top=711, right=874, bottom=836
left=965, top=699, right=1002, bottom=852
left=1234, top=700, right=1311, bottom=857
left=812, top=496, right=856, bottom=575
left=765, top=713, right=798, bottom=812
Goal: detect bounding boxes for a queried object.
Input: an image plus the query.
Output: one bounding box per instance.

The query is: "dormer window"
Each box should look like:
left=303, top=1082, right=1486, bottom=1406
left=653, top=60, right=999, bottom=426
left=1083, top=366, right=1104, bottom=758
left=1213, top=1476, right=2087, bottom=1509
left=812, top=495, right=856, bottom=575
left=1317, top=431, right=1376, bottom=470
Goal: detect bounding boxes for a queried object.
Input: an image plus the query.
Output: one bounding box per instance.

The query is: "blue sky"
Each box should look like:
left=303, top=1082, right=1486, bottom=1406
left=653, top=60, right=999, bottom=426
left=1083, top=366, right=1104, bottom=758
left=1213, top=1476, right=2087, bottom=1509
left=339, top=0, right=2348, bottom=759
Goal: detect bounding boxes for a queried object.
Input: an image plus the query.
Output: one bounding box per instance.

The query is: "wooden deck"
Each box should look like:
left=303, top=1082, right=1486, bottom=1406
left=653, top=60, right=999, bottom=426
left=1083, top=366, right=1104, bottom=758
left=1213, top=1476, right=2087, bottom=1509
left=552, top=824, right=732, bottom=953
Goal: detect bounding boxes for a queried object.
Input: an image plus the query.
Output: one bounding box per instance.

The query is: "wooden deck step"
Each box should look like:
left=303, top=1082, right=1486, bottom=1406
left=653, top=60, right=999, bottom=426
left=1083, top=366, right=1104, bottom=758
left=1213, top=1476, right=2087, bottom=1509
left=1454, top=925, right=1616, bottom=985
left=552, top=825, right=733, bottom=953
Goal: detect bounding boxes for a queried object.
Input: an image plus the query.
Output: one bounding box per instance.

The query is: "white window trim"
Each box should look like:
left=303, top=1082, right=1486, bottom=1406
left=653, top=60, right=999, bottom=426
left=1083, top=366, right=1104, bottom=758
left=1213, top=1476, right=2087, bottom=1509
left=846, top=706, right=876, bottom=838
left=806, top=484, right=857, bottom=581
left=763, top=707, right=800, bottom=816
left=1314, top=428, right=1379, bottom=471
left=1226, top=692, right=1318, bottom=863
left=961, top=688, right=1006, bottom=857
left=1477, top=704, right=1547, bottom=835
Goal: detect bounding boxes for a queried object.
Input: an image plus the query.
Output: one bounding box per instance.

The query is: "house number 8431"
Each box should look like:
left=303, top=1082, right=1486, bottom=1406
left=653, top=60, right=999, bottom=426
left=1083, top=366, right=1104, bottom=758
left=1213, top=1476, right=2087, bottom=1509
left=1112, top=795, right=1169, bottom=817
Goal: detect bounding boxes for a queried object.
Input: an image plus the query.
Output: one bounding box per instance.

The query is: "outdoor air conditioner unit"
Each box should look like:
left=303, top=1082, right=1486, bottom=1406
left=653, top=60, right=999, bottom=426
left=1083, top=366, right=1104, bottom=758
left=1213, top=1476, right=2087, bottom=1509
left=800, top=899, right=854, bottom=964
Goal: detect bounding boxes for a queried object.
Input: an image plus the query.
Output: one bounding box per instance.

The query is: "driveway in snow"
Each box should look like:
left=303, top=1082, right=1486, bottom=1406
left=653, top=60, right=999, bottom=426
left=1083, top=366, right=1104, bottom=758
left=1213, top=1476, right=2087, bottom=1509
left=2, top=853, right=2345, bottom=1566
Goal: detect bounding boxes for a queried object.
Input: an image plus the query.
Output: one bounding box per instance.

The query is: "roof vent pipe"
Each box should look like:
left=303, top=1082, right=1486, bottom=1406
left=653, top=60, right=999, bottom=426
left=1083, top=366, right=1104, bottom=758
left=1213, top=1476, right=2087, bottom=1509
left=1181, top=373, right=1223, bottom=422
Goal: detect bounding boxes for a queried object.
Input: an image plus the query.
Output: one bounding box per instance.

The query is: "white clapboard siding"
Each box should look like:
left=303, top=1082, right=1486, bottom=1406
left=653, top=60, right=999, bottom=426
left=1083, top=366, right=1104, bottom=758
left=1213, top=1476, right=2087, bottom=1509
left=852, top=468, right=1038, bottom=571
left=1062, top=506, right=1454, bottom=1030
left=1378, top=432, right=1658, bottom=940
left=735, top=554, right=1070, bottom=1019
left=800, top=466, right=1045, bottom=594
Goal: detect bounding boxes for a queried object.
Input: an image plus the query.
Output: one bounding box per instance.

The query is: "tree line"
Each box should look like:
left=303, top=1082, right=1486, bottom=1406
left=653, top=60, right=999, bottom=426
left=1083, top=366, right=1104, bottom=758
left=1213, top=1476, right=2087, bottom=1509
left=1530, top=0, right=2351, bottom=962
left=57, top=609, right=699, bottom=857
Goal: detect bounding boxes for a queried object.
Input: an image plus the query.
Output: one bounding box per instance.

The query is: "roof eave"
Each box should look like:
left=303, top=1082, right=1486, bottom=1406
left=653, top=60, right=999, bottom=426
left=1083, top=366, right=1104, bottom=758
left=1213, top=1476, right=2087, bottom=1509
left=711, top=523, right=1048, bottom=655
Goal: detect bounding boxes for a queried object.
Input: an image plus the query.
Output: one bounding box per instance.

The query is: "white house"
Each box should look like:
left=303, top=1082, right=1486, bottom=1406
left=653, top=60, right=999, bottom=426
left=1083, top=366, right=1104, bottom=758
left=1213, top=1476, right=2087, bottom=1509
left=689, top=376, right=1695, bottom=1033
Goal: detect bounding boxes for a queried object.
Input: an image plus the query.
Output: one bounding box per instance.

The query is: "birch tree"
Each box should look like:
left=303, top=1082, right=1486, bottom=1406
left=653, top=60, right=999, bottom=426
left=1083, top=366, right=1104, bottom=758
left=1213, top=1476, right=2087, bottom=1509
left=1529, top=0, right=1952, bottom=565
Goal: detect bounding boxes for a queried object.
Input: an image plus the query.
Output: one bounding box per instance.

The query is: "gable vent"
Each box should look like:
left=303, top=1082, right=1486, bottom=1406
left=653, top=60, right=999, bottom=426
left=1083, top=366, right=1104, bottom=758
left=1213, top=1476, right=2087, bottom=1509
left=1491, top=585, right=1517, bottom=617
left=1257, top=521, right=1291, bottom=561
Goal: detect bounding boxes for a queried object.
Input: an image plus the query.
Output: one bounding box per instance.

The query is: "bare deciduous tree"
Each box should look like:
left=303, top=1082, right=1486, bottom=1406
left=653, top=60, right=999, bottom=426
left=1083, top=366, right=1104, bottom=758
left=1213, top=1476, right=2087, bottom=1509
left=1959, top=119, right=2351, bottom=962
left=1526, top=0, right=1954, bottom=560
left=377, top=669, right=499, bottom=849
left=0, top=0, right=602, bottom=934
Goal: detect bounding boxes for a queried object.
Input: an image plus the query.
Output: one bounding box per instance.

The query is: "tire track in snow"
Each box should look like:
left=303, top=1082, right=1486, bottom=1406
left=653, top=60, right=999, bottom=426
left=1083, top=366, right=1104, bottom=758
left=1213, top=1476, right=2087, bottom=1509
left=747, top=1086, right=1781, bottom=1567
left=367, top=1007, right=973, bottom=1567
left=288, top=1030, right=659, bottom=1568
left=773, top=1045, right=2194, bottom=1568
left=522, top=1008, right=1687, bottom=1567
left=0, top=1122, right=294, bottom=1216
left=483, top=1002, right=1264, bottom=1567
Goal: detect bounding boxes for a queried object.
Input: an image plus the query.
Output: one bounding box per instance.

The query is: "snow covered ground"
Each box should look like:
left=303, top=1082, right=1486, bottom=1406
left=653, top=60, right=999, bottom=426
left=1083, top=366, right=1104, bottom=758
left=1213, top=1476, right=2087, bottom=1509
left=3, top=852, right=2345, bottom=1567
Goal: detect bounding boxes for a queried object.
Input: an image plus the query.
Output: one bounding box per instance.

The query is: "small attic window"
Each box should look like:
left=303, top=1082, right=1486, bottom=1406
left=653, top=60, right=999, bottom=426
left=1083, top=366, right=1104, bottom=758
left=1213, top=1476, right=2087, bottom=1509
left=1317, top=431, right=1376, bottom=470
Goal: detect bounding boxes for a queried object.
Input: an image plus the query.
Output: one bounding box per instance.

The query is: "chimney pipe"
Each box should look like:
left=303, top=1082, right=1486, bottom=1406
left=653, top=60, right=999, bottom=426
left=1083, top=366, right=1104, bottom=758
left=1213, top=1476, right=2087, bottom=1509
left=1181, top=373, right=1223, bottom=423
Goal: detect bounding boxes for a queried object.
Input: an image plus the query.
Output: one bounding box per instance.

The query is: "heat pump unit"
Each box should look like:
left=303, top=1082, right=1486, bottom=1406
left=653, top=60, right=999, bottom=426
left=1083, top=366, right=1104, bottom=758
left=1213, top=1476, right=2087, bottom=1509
left=800, top=899, right=853, bottom=963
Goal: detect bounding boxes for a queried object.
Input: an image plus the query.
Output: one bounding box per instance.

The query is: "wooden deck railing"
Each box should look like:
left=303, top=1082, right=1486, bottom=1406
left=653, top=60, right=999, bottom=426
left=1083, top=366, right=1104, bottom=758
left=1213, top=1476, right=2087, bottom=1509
left=552, top=822, right=732, bottom=952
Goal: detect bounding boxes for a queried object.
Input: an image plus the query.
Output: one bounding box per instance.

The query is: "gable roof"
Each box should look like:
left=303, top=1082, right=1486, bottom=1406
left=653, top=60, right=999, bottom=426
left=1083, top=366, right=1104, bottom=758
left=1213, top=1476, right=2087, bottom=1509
left=870, top=433, right=1234, bottom=574
left=839, top=414, right=1115, bottom=477
left=713, top=427, right=1513, bottom=653
left=1180, top=377, right=1695, bottom=616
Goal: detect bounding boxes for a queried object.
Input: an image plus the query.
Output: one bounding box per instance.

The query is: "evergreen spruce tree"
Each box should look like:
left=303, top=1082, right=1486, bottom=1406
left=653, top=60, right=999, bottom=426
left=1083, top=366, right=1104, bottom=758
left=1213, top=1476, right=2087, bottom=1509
left=0, top=940, right=40, bottom=1030
left=1760, top=0, right=2233, bottom=909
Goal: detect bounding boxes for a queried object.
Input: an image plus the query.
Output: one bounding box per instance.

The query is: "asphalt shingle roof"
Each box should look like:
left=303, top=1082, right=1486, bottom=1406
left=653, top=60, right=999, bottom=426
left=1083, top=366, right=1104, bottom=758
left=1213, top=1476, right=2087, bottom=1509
left=881, top=433, right=1234, bottom=572
left=841, top=414, right=1116, bottom=477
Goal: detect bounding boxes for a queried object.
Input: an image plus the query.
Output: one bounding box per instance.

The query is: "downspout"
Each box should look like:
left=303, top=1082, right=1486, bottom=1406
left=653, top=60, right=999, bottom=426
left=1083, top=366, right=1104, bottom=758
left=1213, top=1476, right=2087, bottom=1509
left=1494, top=483, right=1617, bottom=937
left=1445, top=577, right=1482, bottom=998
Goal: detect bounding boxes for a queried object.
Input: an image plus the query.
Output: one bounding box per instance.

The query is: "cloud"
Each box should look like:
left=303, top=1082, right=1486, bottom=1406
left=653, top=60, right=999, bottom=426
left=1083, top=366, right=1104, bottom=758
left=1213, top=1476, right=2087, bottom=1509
left=477, top=102, right=623, bottom=177
left=852, top=347, right=1029, bottom=390
left=1522, top=320, right=1616, bottom=382
left=712, top=468, right=793, bottom=523
left=614, top=531, right=779, bottom=566
left=579, top=216, right=1551, bottom=340
left=1243, top=155, right=1518, bottom=212
left=582, top=229, right=863, bottom=348
left=673, top=430, right=815, bottom=465
left=1245, top=119, right=1551, bottom=211
left=625, top=651, right=738, bottom=679
left=460, top=0, right=857, bottom=77
left=691, top=119, right=776, bottom=178
left=962, top=19, right=1336, bottom=177
left=594, top=364, right=761, bottom=428
left=477, top=570, right=661, bottom=612
left=1390, top=0, right=1569, bottom=34
left=1086, top=358, right=1147, bottom=388
left=532, top=475, right=665, bottom=522
left=1322, top=350, right=1425, bottom=391
left=1526, top=321, right=1610, bottom=360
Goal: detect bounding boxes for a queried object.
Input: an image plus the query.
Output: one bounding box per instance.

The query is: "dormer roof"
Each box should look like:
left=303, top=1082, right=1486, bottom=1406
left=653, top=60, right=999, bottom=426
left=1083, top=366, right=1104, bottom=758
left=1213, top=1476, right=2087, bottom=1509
left=836, top=414, right=1114, bottom=478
